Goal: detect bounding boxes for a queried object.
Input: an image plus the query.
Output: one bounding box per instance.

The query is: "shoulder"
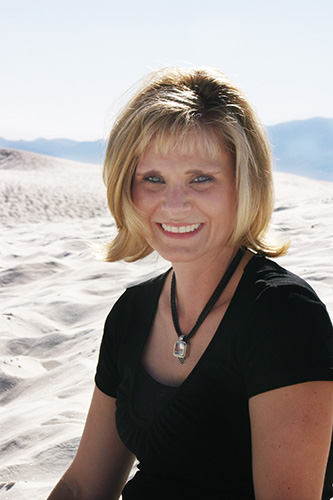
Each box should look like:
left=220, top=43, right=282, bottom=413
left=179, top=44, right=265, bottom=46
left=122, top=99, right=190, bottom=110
left=104, top=268, right=172, bottom=326
left=237, top=255, right=333, bottom=397
left=245, top=253, right=314, bottom=291
left=96, top=269, right=172, bottom=387
left=244, top=254, right=325, bottom=307
left=126, top=268, right=172, bottom=292
left=243, top=254, right=332, bottom=335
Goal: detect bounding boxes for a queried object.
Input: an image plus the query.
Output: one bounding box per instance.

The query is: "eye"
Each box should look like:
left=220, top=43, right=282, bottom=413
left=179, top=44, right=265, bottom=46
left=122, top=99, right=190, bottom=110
left=191, top=175, right=213, bottom=184
left=144, top=175, right=165, bottom=184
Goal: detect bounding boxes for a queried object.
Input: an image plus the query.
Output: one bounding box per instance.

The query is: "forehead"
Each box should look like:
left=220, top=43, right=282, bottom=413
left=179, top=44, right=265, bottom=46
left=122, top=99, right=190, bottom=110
left=141, top=129, right=228, bottom=163
left=136, top=131, right=234, bottom=176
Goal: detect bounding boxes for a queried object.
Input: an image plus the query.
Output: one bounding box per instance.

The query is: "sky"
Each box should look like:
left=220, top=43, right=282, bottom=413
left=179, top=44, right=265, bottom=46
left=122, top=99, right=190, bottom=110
left=1, top=0, right=332, bottom=141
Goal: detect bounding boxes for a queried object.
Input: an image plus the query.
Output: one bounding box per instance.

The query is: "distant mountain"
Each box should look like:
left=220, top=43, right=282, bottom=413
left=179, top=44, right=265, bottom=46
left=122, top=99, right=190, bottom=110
left=0, top=117, right=332, bottom=181
left=0, top=137, right=105, bottom=165
left=266, top=117, right=333, bottom=182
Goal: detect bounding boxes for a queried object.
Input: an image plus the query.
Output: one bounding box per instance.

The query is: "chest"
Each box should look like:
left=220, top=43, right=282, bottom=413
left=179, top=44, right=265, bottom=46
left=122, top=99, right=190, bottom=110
left=115, top=304, right=253, bottom=487
left=141, top=297, right=232, bottom=386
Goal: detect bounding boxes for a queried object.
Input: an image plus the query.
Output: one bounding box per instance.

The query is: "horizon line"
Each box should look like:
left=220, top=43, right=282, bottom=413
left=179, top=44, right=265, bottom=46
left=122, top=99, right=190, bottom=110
left=1, top=116, right=332, bottom=143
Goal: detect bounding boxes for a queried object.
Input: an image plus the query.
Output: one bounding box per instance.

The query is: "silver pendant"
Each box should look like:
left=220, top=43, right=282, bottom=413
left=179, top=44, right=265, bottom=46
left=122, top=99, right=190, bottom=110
left=173, top=335, right=187, bottom=363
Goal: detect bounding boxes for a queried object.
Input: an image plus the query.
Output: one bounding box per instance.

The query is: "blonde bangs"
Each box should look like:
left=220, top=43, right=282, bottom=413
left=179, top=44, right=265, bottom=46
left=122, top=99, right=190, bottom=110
left=149, top=125, right=227, bottom=162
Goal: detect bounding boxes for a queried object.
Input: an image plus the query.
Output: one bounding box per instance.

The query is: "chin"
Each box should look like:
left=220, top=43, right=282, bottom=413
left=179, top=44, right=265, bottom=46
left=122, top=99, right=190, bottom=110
left=154, top=247, right=203, bottom=264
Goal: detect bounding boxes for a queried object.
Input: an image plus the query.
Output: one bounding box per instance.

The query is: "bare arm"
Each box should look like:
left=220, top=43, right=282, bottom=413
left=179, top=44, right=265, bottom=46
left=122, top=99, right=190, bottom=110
left=47, top=386, right=135, bottom=500
left=249, top=380, right=333, bottom=500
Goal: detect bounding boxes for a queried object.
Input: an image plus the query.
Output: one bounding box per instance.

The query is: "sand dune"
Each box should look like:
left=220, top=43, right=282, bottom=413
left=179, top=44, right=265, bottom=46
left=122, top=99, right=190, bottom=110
left=0, top=149, right=332, bottom=499
left=0, top=148, right=107, bottom=223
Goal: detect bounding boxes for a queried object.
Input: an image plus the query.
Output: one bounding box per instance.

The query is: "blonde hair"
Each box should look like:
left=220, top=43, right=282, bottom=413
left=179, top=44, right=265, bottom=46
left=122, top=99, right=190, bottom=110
left=103, top=66, right=288, bottom=262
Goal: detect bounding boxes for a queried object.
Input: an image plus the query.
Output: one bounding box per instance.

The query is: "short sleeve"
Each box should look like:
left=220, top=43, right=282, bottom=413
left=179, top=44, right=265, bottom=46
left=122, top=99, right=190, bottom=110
left=238, top=285, right=333, bottom=398
left=95, top=293, right=127, bottom=397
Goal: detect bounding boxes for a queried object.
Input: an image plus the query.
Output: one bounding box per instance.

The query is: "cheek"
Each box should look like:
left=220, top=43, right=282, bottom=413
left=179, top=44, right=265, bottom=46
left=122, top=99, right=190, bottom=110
left=131, top=184, right=146, bottom=211
left=208, top=190, right=237, bottom=225
left=132, top=184, right=160, bottom=215
left=132, top=187, right=154, bottom=225
left=131, top=187, right=155, bottom=246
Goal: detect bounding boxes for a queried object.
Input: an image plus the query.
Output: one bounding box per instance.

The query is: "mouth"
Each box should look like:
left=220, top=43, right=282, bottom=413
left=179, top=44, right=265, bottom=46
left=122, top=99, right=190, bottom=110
left=160, top=223, right=202, bottom=234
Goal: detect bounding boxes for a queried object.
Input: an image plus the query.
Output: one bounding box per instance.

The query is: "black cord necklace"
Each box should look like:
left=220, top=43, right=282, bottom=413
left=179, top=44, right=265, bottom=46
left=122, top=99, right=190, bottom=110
left=171, top=247, right=246, bottom=364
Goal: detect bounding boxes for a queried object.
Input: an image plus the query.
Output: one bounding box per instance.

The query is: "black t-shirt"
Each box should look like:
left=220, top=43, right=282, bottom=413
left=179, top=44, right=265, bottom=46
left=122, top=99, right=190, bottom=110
left=95, top=255, right=333, bottom=500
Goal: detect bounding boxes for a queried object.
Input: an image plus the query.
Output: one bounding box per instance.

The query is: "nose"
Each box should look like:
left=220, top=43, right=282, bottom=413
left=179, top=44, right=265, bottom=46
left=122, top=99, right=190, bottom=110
left=161, top=185, right=192, bottom=215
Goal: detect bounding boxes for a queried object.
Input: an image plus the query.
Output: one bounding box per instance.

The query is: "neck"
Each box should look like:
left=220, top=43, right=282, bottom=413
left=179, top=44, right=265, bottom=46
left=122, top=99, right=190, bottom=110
left=171, top=246, right=240, bottom=321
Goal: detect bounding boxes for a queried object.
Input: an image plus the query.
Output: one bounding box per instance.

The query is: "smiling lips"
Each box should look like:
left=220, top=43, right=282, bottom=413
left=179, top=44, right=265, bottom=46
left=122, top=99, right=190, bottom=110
left=160, top=223, right=202, bottom=234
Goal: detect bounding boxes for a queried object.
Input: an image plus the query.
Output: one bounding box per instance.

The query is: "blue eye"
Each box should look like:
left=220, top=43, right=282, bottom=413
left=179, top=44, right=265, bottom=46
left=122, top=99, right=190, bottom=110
left=144, top=175, right=165, bottom=184
left=192, top=175, right=213, bottom=183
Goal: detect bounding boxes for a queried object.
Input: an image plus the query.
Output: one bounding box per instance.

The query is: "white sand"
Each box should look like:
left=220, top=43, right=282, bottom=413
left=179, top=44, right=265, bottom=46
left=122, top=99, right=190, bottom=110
left=0, top=149, right=332, bottom=499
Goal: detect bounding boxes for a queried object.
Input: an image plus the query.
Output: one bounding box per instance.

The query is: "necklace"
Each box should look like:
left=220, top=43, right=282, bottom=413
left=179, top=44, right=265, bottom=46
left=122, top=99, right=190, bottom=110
left=171, top=247, right=246, bottom=364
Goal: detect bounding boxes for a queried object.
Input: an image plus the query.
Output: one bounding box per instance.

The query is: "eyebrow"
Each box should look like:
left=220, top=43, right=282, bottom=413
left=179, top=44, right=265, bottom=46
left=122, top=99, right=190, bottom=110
left=185, top=167, right=222, bottom=175
left=135, top=166, right=223, bottom=176
left=134, top=168, right=160, bottom=177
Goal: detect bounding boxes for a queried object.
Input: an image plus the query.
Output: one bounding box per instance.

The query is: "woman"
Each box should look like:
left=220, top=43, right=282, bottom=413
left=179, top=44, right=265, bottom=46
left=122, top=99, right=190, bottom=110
left=47, top=67, right=333, bottom=500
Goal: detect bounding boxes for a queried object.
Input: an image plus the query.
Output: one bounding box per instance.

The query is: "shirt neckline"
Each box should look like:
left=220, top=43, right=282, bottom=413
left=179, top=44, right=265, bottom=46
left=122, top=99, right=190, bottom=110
left=128, top=253, right=263, bottom=423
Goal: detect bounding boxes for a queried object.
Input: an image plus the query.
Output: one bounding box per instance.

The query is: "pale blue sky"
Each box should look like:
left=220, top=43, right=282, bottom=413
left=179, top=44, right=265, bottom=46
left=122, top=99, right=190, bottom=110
left=1, top=0, right=332, bottom=140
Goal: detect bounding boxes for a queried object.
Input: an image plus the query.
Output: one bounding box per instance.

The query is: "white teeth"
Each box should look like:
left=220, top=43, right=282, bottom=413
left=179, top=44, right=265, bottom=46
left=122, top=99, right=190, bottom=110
left=161, top=223, right=201, bottom=234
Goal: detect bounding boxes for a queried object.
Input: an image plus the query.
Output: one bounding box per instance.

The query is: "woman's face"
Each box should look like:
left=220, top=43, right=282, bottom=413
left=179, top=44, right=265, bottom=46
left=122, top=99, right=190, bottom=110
left=131, top=136, right=237, bottom=266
